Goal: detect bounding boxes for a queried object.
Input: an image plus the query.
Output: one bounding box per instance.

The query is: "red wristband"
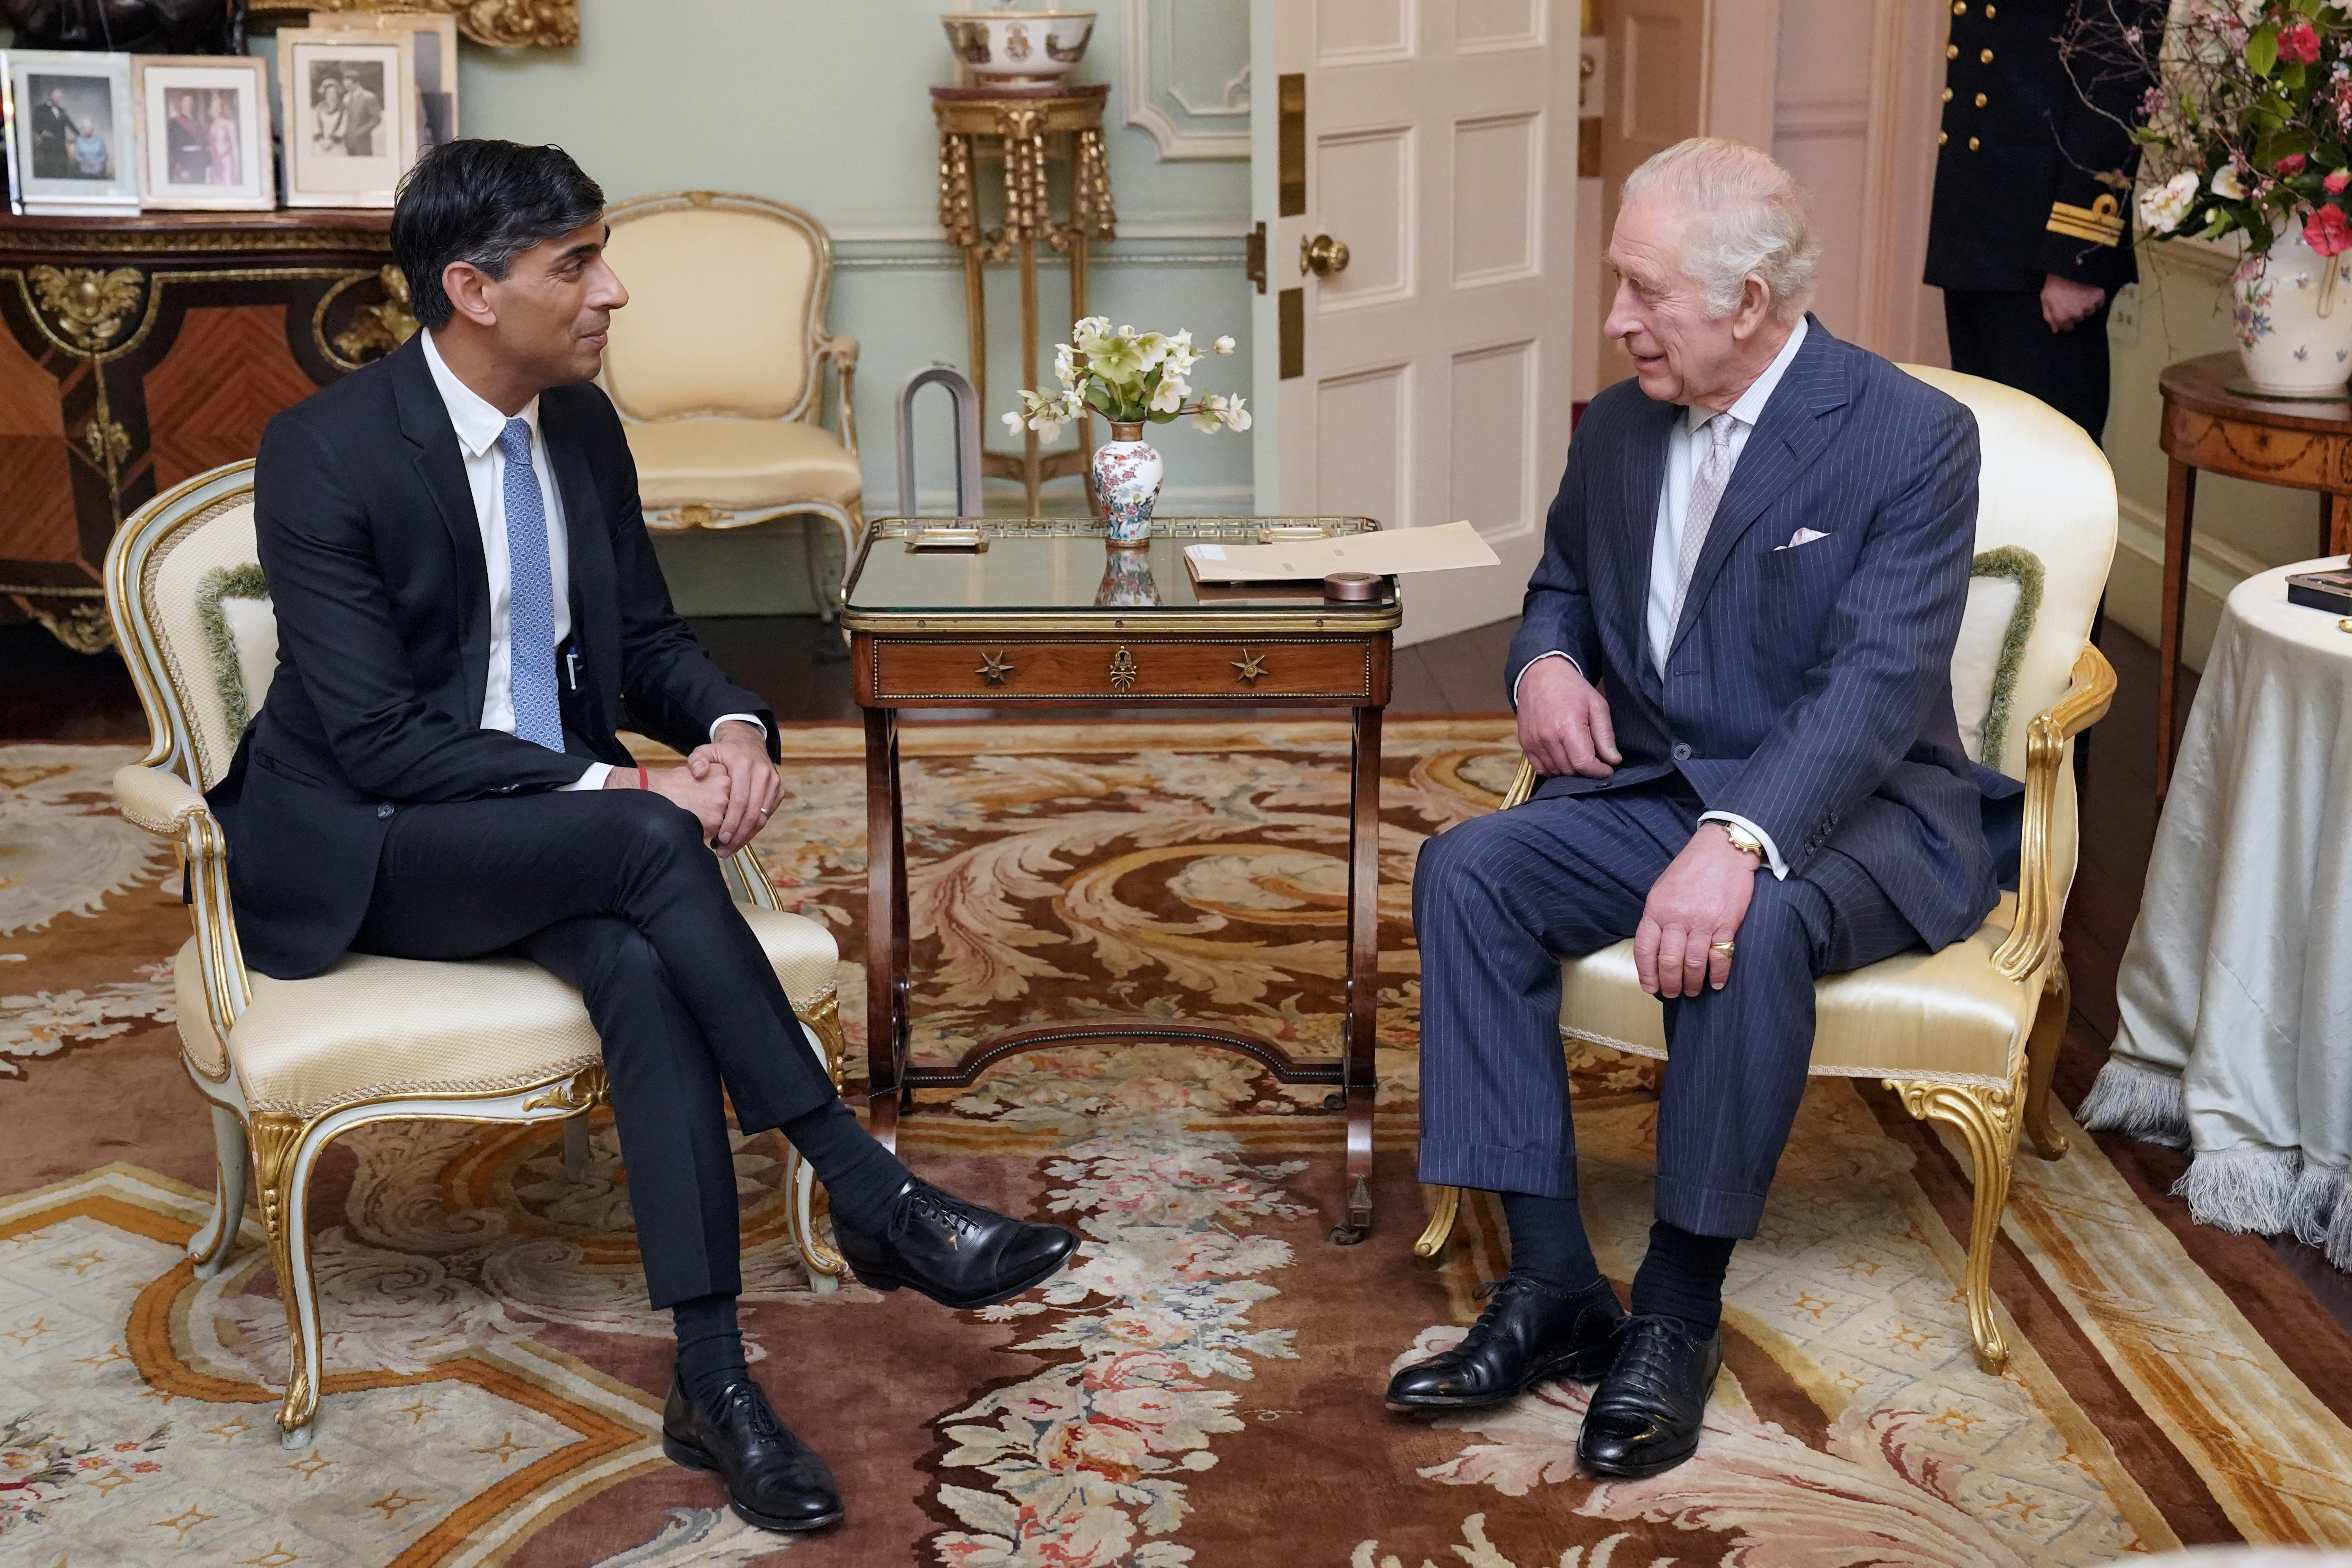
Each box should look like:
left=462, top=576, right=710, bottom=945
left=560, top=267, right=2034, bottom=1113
left=637, top=766, right=649, bottom=792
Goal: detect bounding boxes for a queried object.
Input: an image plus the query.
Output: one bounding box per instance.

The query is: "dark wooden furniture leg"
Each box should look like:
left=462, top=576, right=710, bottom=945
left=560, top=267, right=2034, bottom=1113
left=2327, top=490, right=2352, bottom=558
left=864, top=705, right=906, bottom=1149
left=2157, top=458, right=2196, bottom=800
left=1330, top=702, right=1383, bottom=1244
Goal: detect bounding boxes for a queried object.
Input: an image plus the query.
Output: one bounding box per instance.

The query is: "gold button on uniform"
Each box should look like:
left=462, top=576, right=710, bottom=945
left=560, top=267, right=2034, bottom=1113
left=1952, top=0, right=1965, bottom=10
left=1947, top=42, right=1959, bottom=58
left=1939, top=131, right=1949, bottom=145
left=1943, top=86, right=1954, bottom=102
left=1985, top=3, right=1995, bottom=14
left=1968, top=136, right=1981, bottom=151
left=1975, top=91, right=1988, bottom=107
left=1980, top=47, right=1993, bottom=62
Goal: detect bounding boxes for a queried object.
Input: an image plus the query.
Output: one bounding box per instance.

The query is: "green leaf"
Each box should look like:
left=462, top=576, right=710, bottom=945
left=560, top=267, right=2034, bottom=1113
left=2250, top=23, right=2279, bottom=77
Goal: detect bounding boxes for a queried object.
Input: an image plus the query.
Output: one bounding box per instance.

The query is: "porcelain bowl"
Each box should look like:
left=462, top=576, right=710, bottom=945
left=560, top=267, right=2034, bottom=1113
left=941, top=11, right=1095, bottom=84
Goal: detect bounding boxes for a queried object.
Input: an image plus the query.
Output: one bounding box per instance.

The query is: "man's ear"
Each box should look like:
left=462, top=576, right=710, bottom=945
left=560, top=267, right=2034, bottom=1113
left=442, top=260, right=498, bottom=329
left=1731, top=275, right=1773, bottom=341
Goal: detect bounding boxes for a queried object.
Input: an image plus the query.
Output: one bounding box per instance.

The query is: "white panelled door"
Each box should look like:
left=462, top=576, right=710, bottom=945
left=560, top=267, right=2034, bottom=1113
left=1252, top=0, right=1579, bottom=646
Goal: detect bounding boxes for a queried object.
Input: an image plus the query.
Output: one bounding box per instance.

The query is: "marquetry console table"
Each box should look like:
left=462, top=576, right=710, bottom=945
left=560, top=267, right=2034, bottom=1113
left=2158, top=352, right=2352, bottom=794
left=0, top=209, right=415, bottom=651
left=932, top=84, right=1116, bottom=514
left=843, top=516, right=1397, bottom=1243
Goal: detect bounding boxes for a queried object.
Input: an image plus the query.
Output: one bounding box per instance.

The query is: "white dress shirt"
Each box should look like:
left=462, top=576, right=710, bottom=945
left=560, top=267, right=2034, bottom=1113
left=421, top=330, right=761, bottom=791
left=1517, top=318, right=1810, bottom=876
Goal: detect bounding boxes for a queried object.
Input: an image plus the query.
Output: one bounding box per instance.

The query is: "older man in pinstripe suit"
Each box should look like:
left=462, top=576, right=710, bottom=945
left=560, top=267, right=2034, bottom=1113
left=1388, top=139, right=2022, bottom=1477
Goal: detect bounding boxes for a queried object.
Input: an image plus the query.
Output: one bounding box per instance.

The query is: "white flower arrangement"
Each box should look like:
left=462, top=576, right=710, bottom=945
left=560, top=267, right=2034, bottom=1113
left=1004, top=318, right=1251, bottom=442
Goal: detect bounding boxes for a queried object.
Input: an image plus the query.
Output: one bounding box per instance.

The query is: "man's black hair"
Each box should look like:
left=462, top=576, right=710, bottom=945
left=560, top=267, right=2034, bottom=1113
left=390, top=139, right=605, bottom=332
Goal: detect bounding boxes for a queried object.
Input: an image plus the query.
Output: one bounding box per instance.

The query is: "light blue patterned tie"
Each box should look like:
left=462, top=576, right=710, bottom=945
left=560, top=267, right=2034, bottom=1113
left=498, top=417, right=564, bottom=750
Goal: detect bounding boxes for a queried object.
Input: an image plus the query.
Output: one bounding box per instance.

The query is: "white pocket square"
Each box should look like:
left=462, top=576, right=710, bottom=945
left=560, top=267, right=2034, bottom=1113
left=1773, top=527, right=1830, bottom=551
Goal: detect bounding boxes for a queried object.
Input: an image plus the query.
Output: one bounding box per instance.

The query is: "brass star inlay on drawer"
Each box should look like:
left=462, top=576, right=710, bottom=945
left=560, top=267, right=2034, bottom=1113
left=1232, top=649, right=1269, bottom=685
left=976, top=650, right=1016, bottom=685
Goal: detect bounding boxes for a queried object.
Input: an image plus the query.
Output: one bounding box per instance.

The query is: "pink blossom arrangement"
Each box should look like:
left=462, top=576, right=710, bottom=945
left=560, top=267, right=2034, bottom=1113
left=2119, top=2, right=2352, bottom=258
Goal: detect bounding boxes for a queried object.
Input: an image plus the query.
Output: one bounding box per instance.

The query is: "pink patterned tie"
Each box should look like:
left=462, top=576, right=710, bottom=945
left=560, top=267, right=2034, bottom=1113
left=1670, top=412, right=1738, bottom=634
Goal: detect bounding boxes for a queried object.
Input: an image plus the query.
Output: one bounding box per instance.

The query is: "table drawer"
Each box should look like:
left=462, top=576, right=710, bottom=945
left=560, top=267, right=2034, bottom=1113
left=865, top=637, right=1382, bottom=702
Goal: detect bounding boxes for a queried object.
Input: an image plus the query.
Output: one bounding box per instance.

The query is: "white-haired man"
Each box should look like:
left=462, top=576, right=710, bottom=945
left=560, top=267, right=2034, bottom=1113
left=1388, top=139, right=2018, bottom=1476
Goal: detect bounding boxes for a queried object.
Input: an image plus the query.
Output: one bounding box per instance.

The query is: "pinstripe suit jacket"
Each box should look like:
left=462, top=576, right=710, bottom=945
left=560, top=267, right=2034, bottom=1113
left=1505, top=318, right=2022, bottom=951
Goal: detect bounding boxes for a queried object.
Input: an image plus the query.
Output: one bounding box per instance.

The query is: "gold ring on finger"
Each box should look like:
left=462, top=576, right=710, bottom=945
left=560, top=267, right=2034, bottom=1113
left=1710, top=940, right=1736, bottom=955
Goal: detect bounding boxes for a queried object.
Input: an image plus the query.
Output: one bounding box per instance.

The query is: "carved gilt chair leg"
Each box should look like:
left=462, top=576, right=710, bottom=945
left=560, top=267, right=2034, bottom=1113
left=1413, top=1182, right=1463, bottom=1262
left=249, top=1111, right=326, bottom=1447
left=2022, top=960, right=2072, bottom=1161
left=561, top=1113, right=593, bottom=1184
left=1887, top=1078, right=2021, bottom=1374
left=189, top=1103, right=250, bottom=1278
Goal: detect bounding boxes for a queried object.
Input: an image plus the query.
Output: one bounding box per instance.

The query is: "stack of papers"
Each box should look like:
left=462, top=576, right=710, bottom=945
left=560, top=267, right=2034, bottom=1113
left=1183, top=520, right=1501, bottom=583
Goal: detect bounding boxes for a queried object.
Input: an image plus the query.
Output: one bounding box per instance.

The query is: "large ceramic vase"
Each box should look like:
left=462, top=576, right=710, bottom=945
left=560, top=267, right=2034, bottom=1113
left=2233, top=225, right=2352, bottom=396
left=1093, top=421, right=1163, bottom=547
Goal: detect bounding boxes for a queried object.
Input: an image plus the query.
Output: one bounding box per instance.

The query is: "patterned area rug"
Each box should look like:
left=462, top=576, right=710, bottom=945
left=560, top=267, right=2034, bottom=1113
left=5, top=724, right=2352, bottom=1568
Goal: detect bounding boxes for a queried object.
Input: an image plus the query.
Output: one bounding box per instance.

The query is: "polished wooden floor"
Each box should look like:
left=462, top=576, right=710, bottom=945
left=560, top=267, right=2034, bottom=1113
left=12, top=610, right=2347, bottom=1321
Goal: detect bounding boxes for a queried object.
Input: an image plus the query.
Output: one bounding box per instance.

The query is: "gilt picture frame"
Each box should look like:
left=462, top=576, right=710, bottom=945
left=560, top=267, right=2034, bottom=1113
left=2, top=49, right=139, bottom=216
left=133, top=56, right=275, bottom=211
left=274, top=27, right=418, bottom=209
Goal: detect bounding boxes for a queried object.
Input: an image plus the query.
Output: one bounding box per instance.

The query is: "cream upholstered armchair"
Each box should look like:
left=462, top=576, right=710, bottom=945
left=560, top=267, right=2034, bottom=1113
left=103, top=460, right=853, bottom=1450
left=1413, top=368, right=2118, bottom=1375
left=599, top=190, right=863, bottom=618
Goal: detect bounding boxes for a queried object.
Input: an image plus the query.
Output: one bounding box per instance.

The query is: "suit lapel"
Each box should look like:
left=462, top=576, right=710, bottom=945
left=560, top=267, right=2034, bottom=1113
left=539, top=390, right=621, bottom=732
left=390, top=337, right=493, bottom=715
left=1615, top=398, right=1674, bottom=703
left=1668, top=321, right=1850, bottom=660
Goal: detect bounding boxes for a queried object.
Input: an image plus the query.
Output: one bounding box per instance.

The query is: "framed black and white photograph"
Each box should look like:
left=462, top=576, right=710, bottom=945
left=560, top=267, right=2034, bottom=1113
left=274, top=28, right=416, bottom=208
left=304, top=10, right=458, bottom=155
left=133, top=56, right=274, bottom=211
left=3, top=49, right=139, bottom=215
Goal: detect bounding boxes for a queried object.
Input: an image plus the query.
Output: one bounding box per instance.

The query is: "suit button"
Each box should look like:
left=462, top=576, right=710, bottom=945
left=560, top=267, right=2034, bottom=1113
left=377, top=803, right=395, bottom=819
left=1671, top=742, right=1693, bottom=762
left=1946, top=42, right=1958, bottom=58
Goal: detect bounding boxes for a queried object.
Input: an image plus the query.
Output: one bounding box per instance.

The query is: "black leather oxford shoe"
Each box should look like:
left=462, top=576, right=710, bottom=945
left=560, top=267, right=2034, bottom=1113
left=1575, top=1314, right=1723, bottom=1477
left=833, top=1178, right=1079, bottom=1311
left=662, top=1378, right=844, bottom=1532
left=1386, top=1274, right=1626, bottom=1412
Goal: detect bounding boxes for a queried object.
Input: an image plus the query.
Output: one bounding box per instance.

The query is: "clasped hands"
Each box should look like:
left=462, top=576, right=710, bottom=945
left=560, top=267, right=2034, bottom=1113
left=605, top=719, right=780, bottom=854
left=1516, top=656, right=1760, bottom=998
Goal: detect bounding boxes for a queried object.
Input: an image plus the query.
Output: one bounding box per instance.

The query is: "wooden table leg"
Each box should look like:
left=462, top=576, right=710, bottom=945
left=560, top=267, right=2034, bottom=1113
left=2157, top=458, right=2196, bottom=800
left=1331, top=703, right=1383, bottom=1245
left=2326, top=490, right=2352, bottom=558
left=864, top=706, right=904, bottom=1150
left=961, top=241, right=988, bottom=437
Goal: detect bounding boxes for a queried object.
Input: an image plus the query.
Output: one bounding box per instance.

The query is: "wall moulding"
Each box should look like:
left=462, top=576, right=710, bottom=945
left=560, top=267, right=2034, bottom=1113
left=1123, top=0, right=1250, bottom=161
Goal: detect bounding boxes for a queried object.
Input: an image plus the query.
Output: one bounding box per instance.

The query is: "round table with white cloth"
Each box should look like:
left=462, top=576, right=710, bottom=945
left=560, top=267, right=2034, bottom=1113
left=2082, top=558, right=2352, bottom=1270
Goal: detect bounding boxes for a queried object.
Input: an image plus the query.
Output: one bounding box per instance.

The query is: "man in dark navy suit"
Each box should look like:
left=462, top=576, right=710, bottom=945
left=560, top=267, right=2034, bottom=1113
left=211, top=140, right=1076, bottom=1533
left=1388, top=139, right=2018, bottom=1477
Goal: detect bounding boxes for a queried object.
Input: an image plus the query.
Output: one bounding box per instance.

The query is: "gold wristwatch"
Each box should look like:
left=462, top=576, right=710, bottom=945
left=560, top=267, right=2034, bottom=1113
left=1715, top=820, right=1766, bottom=860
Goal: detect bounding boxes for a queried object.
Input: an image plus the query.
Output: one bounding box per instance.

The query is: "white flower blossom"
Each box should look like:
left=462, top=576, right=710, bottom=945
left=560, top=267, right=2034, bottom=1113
left=1213, top=335, right=1235, bottom=355
left=2213, top=162, right=2249, bottom=201
left=2140, top=170, right=2203, bottom=233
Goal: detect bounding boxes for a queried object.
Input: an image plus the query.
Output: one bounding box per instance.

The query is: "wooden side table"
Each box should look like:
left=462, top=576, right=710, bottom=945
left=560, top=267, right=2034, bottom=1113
left=2158, top=352, right=2352, bottom=794
left=932, top=84, right=1116, bottom=514
left=843, top=516, right=1397, bottom=1243
left=0, top=209, right=409, bottom=652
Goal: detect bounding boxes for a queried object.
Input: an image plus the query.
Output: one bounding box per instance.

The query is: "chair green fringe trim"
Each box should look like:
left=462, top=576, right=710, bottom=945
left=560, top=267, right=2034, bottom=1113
left=1971, top=544, right=2043, bottom=768
left=194, top=562, right=269, bottom=744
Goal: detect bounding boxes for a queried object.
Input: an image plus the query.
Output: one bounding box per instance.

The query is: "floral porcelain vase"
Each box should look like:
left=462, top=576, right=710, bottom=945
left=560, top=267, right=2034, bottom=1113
left=1092, top=422, right=1163, bottom=547
left=2233, top=226, right=2352, bottom=396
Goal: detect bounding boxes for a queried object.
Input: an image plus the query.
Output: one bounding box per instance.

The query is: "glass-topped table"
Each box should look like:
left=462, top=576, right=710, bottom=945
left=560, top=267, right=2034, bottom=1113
left=840, top=517, right=1400, bottom=1243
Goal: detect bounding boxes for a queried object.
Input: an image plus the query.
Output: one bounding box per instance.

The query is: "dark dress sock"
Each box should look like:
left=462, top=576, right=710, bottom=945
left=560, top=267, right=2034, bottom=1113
left=672, top=1291, right=747, bottom=1409
left=1497, top=1190, right=1603, bottom=1292
left=1629, top=1220, right=1739, bottom=1335
left=779, top=1098, right=913, bottom=1232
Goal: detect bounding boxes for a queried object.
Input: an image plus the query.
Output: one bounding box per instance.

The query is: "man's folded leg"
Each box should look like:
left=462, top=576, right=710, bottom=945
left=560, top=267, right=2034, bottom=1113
left=1390, top=792, right=1682, bottom=1412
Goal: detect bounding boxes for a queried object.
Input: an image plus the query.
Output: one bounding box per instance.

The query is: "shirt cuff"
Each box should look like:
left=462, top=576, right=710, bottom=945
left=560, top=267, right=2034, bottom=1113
left=711, top=713, right=767, bottom=742
left=562, top=763, right=614, bottom=792
left=1511, top=650, right=1582, bottom=708
left=1698, top=811, right=1788, bottom=879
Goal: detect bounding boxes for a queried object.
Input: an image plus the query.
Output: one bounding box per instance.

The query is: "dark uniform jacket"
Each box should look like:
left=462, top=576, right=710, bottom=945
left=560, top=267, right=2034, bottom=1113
left=1927, top=0, right=2163, bottom=295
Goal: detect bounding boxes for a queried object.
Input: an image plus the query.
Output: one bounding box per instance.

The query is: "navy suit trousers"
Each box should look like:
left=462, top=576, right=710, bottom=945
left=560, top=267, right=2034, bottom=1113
left=1413, top=781, right=1921, bottom=1237
left=348, top=788, right=838, bottom=1308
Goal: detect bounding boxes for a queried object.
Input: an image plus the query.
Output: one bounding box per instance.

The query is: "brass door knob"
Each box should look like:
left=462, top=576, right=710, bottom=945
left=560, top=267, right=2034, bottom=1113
left=1301, top=233, right=1350, bottom=276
